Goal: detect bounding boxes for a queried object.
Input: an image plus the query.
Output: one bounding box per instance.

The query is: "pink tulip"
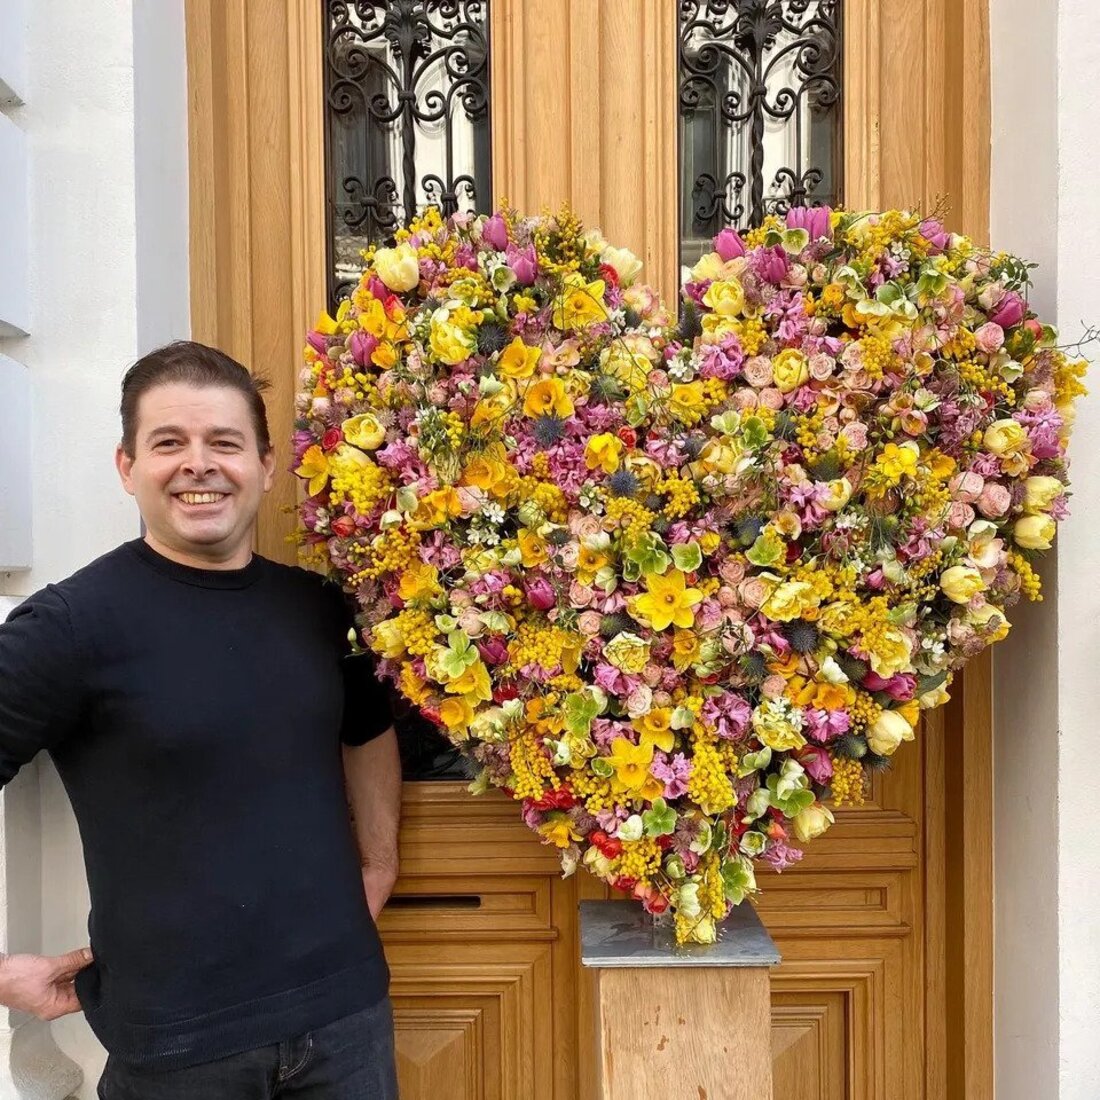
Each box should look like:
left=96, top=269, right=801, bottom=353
left=476, top=637, right=509, bottom=666
left=482, top=213, right=509, bottom=251
left=506, top=243, right=538, bottom=285
left=786, top=205, right=832, bottom=241
left=306, top=330, right=328, bottom=355
left=714, top=227, right=746, bottom=261
left=525, top=576, right=557, bottom=611
left=348, top=329, right=378, bottom=366
left=919, top=218, right=951, bottom=252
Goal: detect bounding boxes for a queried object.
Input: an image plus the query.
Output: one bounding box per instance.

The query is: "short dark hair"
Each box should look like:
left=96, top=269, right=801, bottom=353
left=120, top=341, right=272, bottom=456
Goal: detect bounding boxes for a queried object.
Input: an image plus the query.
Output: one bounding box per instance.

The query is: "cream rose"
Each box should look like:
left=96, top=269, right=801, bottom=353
left=373, top=242, right=420, bottom=292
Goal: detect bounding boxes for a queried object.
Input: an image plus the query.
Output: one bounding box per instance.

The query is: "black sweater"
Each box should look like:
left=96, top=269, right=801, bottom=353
left=0, top=540, right=393, bottom=1068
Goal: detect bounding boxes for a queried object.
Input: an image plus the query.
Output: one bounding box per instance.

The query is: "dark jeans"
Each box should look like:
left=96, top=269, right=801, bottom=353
left=97, top=997, right=399, bottom=1099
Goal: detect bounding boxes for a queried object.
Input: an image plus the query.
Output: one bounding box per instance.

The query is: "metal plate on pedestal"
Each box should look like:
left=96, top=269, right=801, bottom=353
left=579, top=899, right=781, bottom=968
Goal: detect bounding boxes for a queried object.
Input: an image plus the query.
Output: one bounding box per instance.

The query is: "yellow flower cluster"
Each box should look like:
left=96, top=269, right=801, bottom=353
left=604, top=497, right=657, bottom=543
left=328, top=457, right=392, bottom=517
left=612, top=837, right=662, bottom=884
left=658, top=474, right=701, bottom=520
left=1009, top=549, right=1043, bottom=600
left=956, top=357, right=1016, bottom=404
left=736, top=316, right=769, bottom=356
left=794, top=407, right=827, bottom=450
left=532, top=205, right=588, bottom=278
left=509, top=726, right=559, bottom=801
left=686, top=730, right=735, bottom=815
left=847, top=691, right=883, bottom=734
left=572, top=768, right=614, bottom=815
left=829, top=755, right=865, bottom=806
left=1053, top=354, right=1089, bottom=406
left=361, top=526, right=421, bottom=579
left=698, top=850, right=728, bottom=919
left=507, top=622, right=580, bottom=674
left=391, top=608, right=437, bottom=659
left=858, top=333, right=896, bottom=380
left=941, top=327, right=977, bottom=360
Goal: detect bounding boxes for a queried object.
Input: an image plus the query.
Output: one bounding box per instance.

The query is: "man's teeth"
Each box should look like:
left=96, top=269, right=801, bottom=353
left=178, top=492, right=226, bottom=505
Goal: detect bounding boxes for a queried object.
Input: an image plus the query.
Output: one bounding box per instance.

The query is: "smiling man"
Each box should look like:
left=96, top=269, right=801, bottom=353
left=0, top=341, right=402, bottom=1098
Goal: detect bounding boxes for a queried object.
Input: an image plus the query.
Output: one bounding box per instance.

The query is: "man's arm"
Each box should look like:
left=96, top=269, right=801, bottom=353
left=0, top=591, right=91, bottom=1017
left=342, top=725, right=402, bottom=920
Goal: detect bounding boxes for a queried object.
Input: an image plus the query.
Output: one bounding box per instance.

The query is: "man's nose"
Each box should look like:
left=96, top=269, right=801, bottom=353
left=179, top=445, right=217, bottom=477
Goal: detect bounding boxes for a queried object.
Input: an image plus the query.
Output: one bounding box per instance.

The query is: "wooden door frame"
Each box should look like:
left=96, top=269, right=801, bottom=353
left=184, top=3, right=993, bottom=1095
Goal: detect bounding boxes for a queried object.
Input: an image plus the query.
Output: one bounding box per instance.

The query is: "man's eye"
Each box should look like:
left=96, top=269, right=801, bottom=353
left=155, top=440, right=181, bottom=449
left=214, top=440, right=241, bottom=450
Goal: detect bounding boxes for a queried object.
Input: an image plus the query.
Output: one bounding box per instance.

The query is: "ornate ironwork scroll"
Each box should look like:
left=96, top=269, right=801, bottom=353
left=678, top=0, right=842, bottom=260
left=323, top=1, right=492, bottom=304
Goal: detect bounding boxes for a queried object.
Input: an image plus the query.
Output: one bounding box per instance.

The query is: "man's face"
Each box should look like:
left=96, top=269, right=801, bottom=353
left=116, top=383, right=276, bottom=568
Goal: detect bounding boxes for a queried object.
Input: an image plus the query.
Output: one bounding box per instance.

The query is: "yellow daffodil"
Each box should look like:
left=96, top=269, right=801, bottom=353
left=295, top=445, right=329, bottom=496
left=497, top=336, right=542, bottom=379
left=605, top=737, right=655, bottom=793
left=538, top=814, right=583, bottom=848
left=630, top=569, right=703, bottom=631
left=585, top=433, right=624, bottom=473
left=446, top=660, right=492, bottom=704
left=438, top=695, right=475, bottom=733
left=669, top=382, right=707, bottom=425
left=397, top=560, right=440, bottom=603
left=522, top=377, right=574, bottom=419
left=517, top=528, right=550, bottom=567
left=551, top=274, right=608, bottom=330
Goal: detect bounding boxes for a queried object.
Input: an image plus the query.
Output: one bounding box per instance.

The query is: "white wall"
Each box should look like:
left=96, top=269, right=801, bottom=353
left=0, top=0, right=189, bottom=1094
left=991, top=1, right=1100, bottom=1097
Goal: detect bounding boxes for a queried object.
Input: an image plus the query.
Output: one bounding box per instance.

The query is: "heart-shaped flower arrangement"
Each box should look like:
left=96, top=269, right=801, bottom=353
left=294, top=204, right=1085, bottom=942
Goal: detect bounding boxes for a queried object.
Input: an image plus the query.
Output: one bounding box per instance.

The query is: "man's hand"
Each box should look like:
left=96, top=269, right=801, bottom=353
left=0, top=948, right=92, bottom=1020
left=360, top=862, right=399, bottom=921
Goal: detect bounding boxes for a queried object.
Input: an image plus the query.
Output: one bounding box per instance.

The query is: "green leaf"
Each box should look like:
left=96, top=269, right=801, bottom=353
left=721, top=856, right=756, bottom=904
left=642, top=797, right=677, bottom=837
left=746, top=530, right=785, bottom=568
left=562, top=689, right=604, bottom=736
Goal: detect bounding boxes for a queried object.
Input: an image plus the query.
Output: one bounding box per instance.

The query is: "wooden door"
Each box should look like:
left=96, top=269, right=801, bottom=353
left=186, top=2, right=993, bottom=1096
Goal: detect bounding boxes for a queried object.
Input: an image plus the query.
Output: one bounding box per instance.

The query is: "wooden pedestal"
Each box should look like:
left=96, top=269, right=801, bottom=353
left=580, top=901, right=779, bottom=1100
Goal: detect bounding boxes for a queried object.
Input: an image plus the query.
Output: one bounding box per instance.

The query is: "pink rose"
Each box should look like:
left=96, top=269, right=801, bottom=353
left=458, top=608, right=486, bottom=638
left=977, top=482, right=1012, bottom=518
left=577, top=610, right=604, bottom=636
left=714, top=227, right=746, bottom=260
left=974, top=322, right=1005, bottom=355
left=988, top=290, right=1025, bottom=330
left=947, top=501, right=976, bottom=529
left=951, top=471, right=985, bottom=503
left=719, top=558, right=747, bottom=585
left=732, top=388, right=760, bottom=411
left=569, top=582, right=595, bottom=608
left=570, top=513, right=603, bottom=539
left=476, top=636, right=509, bottom=665
left=839, top=422, right=868, bottom=451
left=738, top=577, right=771, bottom=609
left=759, top=387, right=785, bottom=410
left=808, top=354, right=836, bottom=381
left=742, top=357, right=774, bottom=387
left=760, top=674, right=787, bottom=699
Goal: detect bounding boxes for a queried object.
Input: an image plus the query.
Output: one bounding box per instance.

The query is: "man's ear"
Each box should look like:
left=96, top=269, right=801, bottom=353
left=262, top=446, right=276, bottom=493
left=116, top=444, right=137, bottom=497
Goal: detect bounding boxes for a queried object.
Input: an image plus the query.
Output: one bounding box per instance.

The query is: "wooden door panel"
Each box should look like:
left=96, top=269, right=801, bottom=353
left=388, top=941, right=555, bottom=1100
left=772, top=991, right=848, bottom=1100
